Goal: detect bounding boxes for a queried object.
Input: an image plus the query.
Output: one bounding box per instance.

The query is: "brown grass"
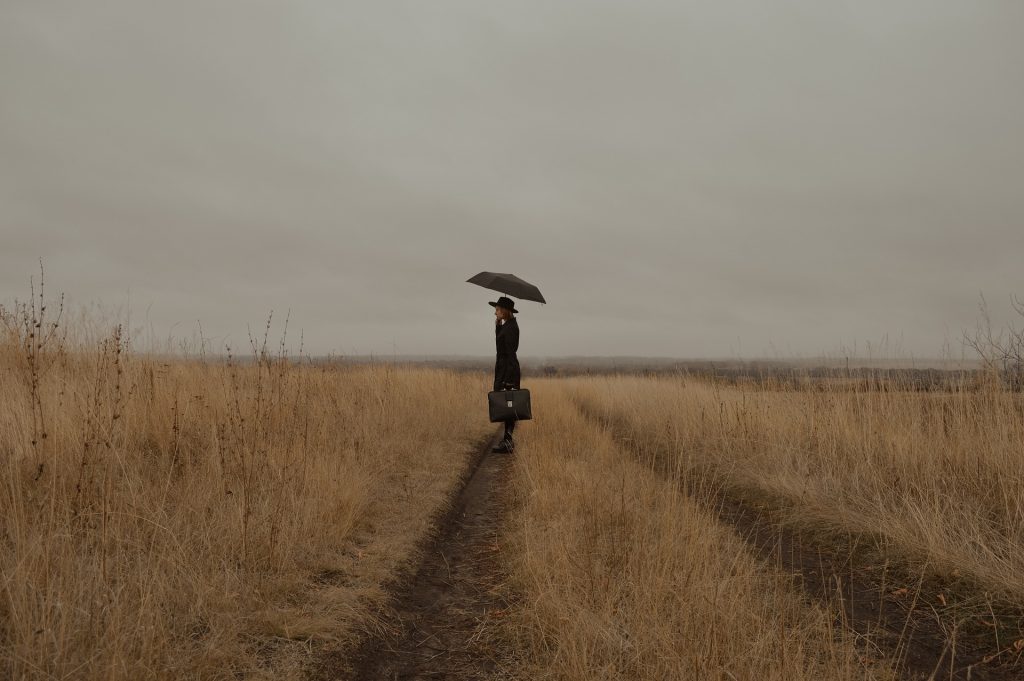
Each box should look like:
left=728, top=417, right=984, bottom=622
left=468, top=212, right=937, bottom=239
left=0, top=313, right=492, bottom=679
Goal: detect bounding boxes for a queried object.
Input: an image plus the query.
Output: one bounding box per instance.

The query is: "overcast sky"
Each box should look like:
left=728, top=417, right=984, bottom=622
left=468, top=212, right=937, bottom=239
left=2, top=1, right=1022, bottom=358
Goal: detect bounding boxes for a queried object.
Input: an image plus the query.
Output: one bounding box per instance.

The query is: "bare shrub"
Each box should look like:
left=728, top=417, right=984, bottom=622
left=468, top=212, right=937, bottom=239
left=964, top=294, right=1024, bottom=390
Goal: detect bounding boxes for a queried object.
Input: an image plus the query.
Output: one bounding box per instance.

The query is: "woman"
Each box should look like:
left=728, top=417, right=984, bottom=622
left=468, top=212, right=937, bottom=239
left=490, top=296, right=521, bottom=453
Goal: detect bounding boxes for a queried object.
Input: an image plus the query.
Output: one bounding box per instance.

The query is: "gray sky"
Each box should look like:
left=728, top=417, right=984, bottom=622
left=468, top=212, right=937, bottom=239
left=3, top=1, right=1022, bottom=358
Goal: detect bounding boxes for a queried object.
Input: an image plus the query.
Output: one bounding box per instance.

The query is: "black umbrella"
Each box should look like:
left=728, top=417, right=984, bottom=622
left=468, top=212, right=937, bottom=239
left=466, top=272, right=547, bottom=304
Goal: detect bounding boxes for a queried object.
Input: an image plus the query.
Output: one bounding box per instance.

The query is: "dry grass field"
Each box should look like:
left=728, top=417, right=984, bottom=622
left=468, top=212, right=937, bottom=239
left=0, top=309, right=492, bottom=679
left=562, top=374, right=1024, bottom=678
left=4, top=304, right=1024, bottom=679
left=572, top=374, right=1024, bottom=602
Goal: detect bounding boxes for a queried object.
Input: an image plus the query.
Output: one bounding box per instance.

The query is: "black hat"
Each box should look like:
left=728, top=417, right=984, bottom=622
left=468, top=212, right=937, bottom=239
left=489, top=296, right=519, bottom=313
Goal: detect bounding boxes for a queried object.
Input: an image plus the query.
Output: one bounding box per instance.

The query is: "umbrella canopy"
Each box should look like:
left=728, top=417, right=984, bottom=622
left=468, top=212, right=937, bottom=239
left=466, top=272, right=547, bottom=304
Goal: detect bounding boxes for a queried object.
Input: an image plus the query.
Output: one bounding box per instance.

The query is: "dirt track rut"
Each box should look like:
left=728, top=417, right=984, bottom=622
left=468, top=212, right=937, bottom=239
left=337, top=429, right=516, bottom=681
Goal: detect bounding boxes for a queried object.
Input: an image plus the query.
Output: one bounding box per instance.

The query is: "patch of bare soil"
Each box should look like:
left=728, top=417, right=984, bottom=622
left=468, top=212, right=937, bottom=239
left=581, top=401, right=1024, bottom=681
left=314, top=429, right=517, bottom=681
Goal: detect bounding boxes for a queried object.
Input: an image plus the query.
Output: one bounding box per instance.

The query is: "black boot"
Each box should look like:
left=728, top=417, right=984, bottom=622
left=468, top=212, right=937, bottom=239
left=492, top=435, right=514, bottom=453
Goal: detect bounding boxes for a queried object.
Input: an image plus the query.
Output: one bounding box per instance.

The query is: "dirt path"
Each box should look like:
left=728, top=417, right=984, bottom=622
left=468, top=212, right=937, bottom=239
left=578, top=401, right=1024, bottom=681
left=327, top=429, right=516, bottom=681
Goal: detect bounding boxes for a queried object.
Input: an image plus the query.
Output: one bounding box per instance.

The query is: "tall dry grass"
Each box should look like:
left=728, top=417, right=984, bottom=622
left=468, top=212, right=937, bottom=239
left=503, top=379, right=890, bottom=680
left=571, top=373, right=1024, bottom=601
left=0, top=307, right=493, bottom=679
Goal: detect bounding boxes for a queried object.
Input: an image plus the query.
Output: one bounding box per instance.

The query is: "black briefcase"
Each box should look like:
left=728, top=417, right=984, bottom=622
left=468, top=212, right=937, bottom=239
left=488, top=388, right=533, bottom=423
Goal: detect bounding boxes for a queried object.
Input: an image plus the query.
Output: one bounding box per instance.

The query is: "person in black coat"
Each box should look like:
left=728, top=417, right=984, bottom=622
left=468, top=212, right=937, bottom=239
left=490, top=296, right=521, bottom=453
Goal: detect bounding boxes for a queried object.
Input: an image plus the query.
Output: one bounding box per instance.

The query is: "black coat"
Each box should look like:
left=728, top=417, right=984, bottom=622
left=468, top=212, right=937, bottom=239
left=493, top=316, right=521, bottom=391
